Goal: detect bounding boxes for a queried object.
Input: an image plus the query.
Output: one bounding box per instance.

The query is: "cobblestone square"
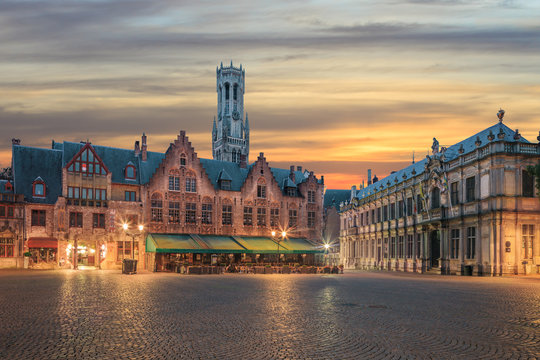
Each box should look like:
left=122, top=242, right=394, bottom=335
left=0, top=271, right=539, bottom=359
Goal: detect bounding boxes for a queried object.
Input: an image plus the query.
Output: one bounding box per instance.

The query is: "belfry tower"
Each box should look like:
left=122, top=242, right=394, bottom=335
left=212, top=61, right=249, bottom=164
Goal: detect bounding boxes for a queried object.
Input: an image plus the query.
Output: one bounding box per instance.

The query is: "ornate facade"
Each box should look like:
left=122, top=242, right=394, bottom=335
left=339, top=113, right=540, bottom=275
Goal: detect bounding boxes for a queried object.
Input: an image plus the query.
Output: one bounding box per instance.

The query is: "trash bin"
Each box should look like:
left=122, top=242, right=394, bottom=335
left=122, top=259, right=138, bottom=274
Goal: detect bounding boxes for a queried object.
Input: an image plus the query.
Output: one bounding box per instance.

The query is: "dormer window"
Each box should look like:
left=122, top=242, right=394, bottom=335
left=32, top=178, right=46, bottom=198
left=220, top=180, right=231, bottom=190
left=180, top=154, right=187, bottom=167
left=125, top=164, right=136, bottom=180
left=4, top=182, right=13, bottom=192
left=286, top=187, right=296, bottom=197
left=67, top=145, right=107, bottom=176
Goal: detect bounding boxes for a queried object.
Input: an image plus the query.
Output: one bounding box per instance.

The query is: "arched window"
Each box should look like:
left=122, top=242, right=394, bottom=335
left=431, top=187, right=440, bottom=209
left=125, top=164, right=136, bottom=180
left=257, top=178, right=266, bottom=198
left=180, top=154, right=187, bottom=167
left=151, top=193, right=163, bottom=222
left=233, top=84, right=238, bottom=101
left=225, top=83, right=230, bottom=100
left=32, top=178, right=46, bottom=198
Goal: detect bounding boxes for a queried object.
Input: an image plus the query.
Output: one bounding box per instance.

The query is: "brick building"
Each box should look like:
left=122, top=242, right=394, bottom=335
left=7, top=63, right=325, bottom=270
left=339, top=112, right=540, bottom=275
left=0, top=178, right=25, bottom=269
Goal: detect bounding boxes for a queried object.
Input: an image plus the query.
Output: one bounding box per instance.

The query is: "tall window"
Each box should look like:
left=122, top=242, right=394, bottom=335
left=68, top=186, right=80, bottom=199
left=390, top=237, right=396, bottom=258
left=270, top=208, right=279, bottom=227
left=383, top=205, right=388, bottom=221
left=82, top=188, right=93, bottom=200
left=117, top=241, right=138, bottom=262
left=180, top=154, right=187, bottom=166
left=522, top=170, right=535, bottom=198
left=169, top=176, right=180, bottom=191
left=383, top=238, right=388, bottom=258
left=431, top=188, right=440, bottom=209
left=522, top=224, right=535, bottom=260
left=243, top=206, right=253, bottom=226
left=308, top=190, right=316, bottom=203
left=288, top=209, right=297, bottom=227
left=233, top=83, right=238, bottom=101
left=151, top=194, right=163, bottom=222
left=31, top=210, right=46, bottom=226
left=93, top=213, right=105, bottom=228
left=398, top=201, right=403, bottom=218
left=33, top=180, right=46, bottom=198
left=451, top=182, right=459, bottom=205
left=416, top=195, right=423, bottom=213
left=169, top=202, right=180, bottom=224
left=125, top=165, right=136, bottom=180
left=225, top=83, right=230, bottom=100
left=125, top=191, right=136, bottom=202
left=406, top=198, right=413, bottom=216
left=0, top=238, right=14, bottom=257
left=377, top=207, right=382, bottom=222
left=185, top=203, right=196, bottom=224
left=450, top=229, right=460, bottom=259
left=416, top=233, right=422, bottom=258
left=202, top=203, right=212, bottom=224
left=390, top=203, right=395, bottom=220
left=466, top=176, right=476, bottom=202
left=222, top=204, right=232, bottom=225
left=466, top=227, right=476, bottom=259
left=186, top=176, right=196, bottom=193
left=69, top=212, right=83, bottom=228
left=95, top=189, right=106, bottom=201
left=0, top=205, right=14, bottom=218
left=67, top=147, right=106, bottom=176
left=371, top=209, right=375, bottom=224
left=407, top=234, right=413, bottom=259
left=398, top=236, right=404, bottom=258
left=257, top=181, right=266, bottom=199
left=308, top=211, right=315, bottom=228
left=257, top=208, right=266, bottom=226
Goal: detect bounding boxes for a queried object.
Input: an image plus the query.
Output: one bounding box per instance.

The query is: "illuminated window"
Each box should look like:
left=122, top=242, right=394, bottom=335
left=32, top=179, right=46, bottom=198
left=117, top=241, right=138, bottom=262
left=0, top=238, right=14, bottom=257
left=522, top=224, right=535, bottom=260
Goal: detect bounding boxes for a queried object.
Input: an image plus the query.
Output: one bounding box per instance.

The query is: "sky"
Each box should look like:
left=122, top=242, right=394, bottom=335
left=1, top=0, right=539, bottom=189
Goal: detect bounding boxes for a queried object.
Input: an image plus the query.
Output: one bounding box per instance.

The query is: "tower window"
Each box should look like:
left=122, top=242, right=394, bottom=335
left=233, top=84, right=238, bottom=101
left=225, top=83, right=230, bottom=100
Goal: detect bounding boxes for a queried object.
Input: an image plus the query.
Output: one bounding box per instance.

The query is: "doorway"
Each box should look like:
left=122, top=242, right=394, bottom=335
left=430, top=231, right=440, bottom=268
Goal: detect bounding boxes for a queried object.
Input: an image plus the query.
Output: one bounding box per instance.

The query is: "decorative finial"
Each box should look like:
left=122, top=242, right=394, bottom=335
left=487, top=130, right=495, bottom=141
left=513, top=129, right=521, bottom=140
left=497, top=108, right=505, bottom=123
left=458, top=144, right=464, bottom=154
left=412, top=151, right=415, bottom=164
left=475, top=136, right=482, bottom=147
left=497, top=126, right=505, bottom=140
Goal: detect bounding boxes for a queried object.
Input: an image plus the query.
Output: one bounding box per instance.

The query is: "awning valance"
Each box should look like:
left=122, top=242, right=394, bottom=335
left=28, top=237, right=58, bottom=248
left=146, top=234, right=323, bottom=255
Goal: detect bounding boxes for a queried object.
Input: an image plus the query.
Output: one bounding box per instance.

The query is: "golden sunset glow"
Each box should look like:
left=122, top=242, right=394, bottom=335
left=1, top=1, right=539, bottom=189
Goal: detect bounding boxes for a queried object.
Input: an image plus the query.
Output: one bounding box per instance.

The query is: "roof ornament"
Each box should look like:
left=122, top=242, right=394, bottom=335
left=475, top=136, right=482, bottom=147
left=497, top=126, right=505, bottom=140
left=497, top=108, right=505, bottom=123
left=487, top=130, right=495, bottom=141
left=513, top=129, right=521, bottom=140
left=431, top=138, right=439, bottom=155
left=458, top=144, right=464, bottom=154
left=537, top=131, right=540, bottom=144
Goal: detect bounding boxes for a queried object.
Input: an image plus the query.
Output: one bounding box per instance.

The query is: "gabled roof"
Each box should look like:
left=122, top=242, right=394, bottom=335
left=324, top=189, right=350, bottom=208
left=354, top=121, right=531, bottom=201
left=0, top=180, right=14, bottom=194
left=199, top=158, right=251, bottom=191
left=270, top=168, right=307, bottom=188
left=12, top=145, right=63, bottom=204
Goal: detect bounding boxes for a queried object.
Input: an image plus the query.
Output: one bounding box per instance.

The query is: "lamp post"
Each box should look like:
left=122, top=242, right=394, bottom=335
left=324, top=243, right=330, bottom=266
left=122, top=223, right=144, bottom=274
left=272, top=230, right=287, bottom=265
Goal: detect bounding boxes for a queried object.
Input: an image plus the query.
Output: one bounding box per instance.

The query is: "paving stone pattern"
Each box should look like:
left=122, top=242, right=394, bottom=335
left=0, top=271, right=539, bottom=359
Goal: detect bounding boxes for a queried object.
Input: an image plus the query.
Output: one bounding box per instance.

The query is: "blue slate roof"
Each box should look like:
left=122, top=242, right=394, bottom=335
left=270, top=168, right=307, bottom=188
left=324, top=189, right=350, bottom=208
left=354, top=122, right=530, bottom=201
left=199, top=159, right=252, bottom=191
left=12, top=145, right=63, bottom=204
left=0, top=180, right=14, bottom=194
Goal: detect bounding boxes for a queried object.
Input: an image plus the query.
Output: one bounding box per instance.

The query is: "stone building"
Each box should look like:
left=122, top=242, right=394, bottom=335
left=339, top=112, right=540, bottom=275
left=0, top=178, right=25, bottom=269
left=7, top=62, right=325, bottom=270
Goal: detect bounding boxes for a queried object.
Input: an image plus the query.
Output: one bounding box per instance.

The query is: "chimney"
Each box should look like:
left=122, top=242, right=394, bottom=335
left=141, top=133, right=147, bottom=161
left=321, top=175, right=324, bottom=185
left=373, top=175, right=379, bottom=183
left=289, top=166, right=295, bottom=182
left=239, top=154, right=247, bottom=168
left=134, top=141, right=140, bottom=156
left=297, top=166, right=302, bottom=172
left=367, top=169, right=372, bottom=185
left=12, top=138, right=21, bottom=145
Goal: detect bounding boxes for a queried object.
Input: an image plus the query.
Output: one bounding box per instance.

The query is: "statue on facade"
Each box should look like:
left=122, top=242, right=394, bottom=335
left=431, top=138, right=439, bottom=155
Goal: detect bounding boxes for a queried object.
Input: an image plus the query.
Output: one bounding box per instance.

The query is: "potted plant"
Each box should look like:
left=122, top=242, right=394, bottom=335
left=23, top=251, right=31, bottom=269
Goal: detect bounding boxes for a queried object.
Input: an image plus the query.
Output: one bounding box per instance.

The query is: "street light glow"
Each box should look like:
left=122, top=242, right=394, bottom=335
left=122, top=223, right=128, bottom=230
left=271, top=231, right=276, bottom=237
left=281, top=231, right=287, bottom=238
left=324, top=244, right=330, bottom=250
left=138, top=224, right=144, bottom=231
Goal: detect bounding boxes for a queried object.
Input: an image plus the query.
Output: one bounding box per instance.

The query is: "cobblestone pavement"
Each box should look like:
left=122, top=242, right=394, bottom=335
left=0, top=271, right=539, bottom=360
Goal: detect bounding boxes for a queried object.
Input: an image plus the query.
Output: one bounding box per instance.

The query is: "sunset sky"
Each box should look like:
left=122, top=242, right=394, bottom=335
left=1, top=0, right=539, bottom=189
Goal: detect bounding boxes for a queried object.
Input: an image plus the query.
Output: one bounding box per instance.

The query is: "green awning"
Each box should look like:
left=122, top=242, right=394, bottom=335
left=231, top=236, right=290, bottom=254
left=146, top=234, right=324, bottom=254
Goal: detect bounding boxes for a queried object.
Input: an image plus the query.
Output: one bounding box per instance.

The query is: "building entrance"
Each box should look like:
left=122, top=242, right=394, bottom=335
left=430, top=231, right=440, bottom=268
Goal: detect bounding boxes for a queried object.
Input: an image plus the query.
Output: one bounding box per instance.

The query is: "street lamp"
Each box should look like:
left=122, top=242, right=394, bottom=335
left=121, top=223, right=144, bottom=274
left=324, top=243, right=330, bottom=266
left=272, top=230, right=287, bottom=265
